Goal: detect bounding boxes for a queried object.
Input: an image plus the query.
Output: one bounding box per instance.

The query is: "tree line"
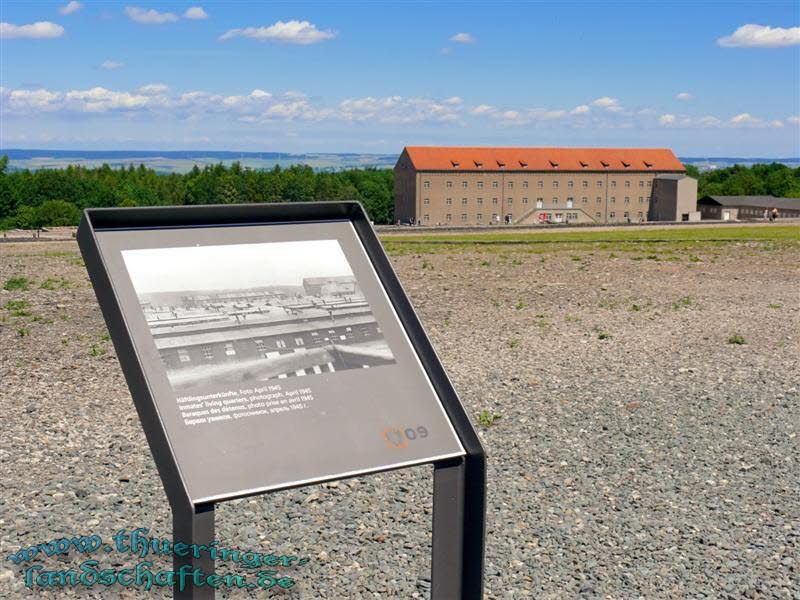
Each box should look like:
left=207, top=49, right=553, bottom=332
left=0, top=157, right=394, bottom=229
left=684, top=162, right=800, bottom=199
left=0, top=156, right=797, bottom=230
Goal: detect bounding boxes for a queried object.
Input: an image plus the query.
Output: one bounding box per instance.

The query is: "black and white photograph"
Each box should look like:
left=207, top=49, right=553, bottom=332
left=121, top=239, right=396, bottom=393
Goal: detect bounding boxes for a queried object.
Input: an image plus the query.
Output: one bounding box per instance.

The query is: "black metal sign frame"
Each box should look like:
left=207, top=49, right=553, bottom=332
left=77, top=201, right=485, bottom=599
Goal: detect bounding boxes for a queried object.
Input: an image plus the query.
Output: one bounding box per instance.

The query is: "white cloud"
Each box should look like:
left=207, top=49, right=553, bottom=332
left=718, top=24, right=800, bottom=48
left=221, top=89, right=274, bottom=107
left=3, top=84, right=791, bottom=136
left=5, top=88, right=62, bottom=111
left=439, top=47, right=452, bottom=55
left=219, top=20, right=337, bottom=44
left=697, top=116, right=723, bottom=128
left=470, top=104, right=494, bottom=115
left=64, top=87, right=151, bottom=111
left=676, top=92, right=693, bottom=101
left=338, top=96, right=459, bottom=124
left=100, top=60, right=125, bottom=70
left=659, top=114, right=676, bottom=125
left=138, top=83, right=169, bottom=95
left=591, top=96, right=620, bottom=110
left=730, top=112, right=756, bottom=124
left=59, top=1, right=83, bottom=15
left=184, top=6, right=208, bottom=20
left=449, top=32, right=476, bottom=44
left=0, top=21, right=64, bottom=39
left=124, top=6, right=179, bottom=25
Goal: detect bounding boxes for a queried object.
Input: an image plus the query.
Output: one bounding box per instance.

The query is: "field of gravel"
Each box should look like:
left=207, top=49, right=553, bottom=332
left=1, top=228, right=798, bottom=599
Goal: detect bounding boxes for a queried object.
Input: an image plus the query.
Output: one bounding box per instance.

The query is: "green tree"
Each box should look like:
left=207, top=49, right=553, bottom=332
left=37, top=199, right=81, bottom=226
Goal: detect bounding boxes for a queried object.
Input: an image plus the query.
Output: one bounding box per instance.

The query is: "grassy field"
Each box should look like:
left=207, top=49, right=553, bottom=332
left=381, top=224, right=800, bottom=256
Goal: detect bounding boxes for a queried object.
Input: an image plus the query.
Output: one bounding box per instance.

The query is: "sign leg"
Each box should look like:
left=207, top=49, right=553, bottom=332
left=172, top=502, right=215, bottom=599
left=432, top=457, right=485, bottom=599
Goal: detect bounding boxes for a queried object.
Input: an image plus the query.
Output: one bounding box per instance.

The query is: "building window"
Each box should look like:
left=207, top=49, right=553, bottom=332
left=610, top=212, right=616, bottom=218
left=477, top=181, right=484, bottom=189
left=610, top=196, right=616, bottom=203
left=582, top=196, right=588, bottom=204
left=295, top=337, right=305, bottom=346
left=596, top=197, right=602, bottom=203
left=522, top=180, right=529, bottom=188
left=639, top=196, right=644, bottom=203
left=507, top=213, right=513, bottom=221
left=507, top=197, right=513, bottom=205
left=446, top=181, right=453, bottom=188
left=507, top=181, right=514, bottom=189
left=446, top=214, right=452, bottom=222
left=582, top=180, right=588, bottom=188
left=625, top=180, right=631, bottom=188
left=647, top=181, right=651, bottom=187
left=638, top=211, right=643, bottom=218
left=477, top=213, right=483, bottom=221
left=552, top=197, right=558, bottom=204
left=255, top=339, right=266, bottom=352
left=639, top=181, right=645, bottom=188
left=424, top=214, right=430, bottom=222
left=624, top=196, right=630, bottom=204
left=462, top=197, right=468, bottom=205
left=537, top=180, right=544, bottom=188
left=462, top=181, right=468, bottom=189
left=624, top=211, right=629, bottom=218
left=522, top=197, right=529, bottom=204
left=553, top=181, right=559, bottom=188
left=423, top=180, right=431, bottom=189
left=596, top=212, right=601, bottom=218
left=566, top=198, right=574, bottom=208
left=423, top=198, right=430, bottom=205
left=446, top=197, right=453, bottom=205
left=568, top=180, right=574, bottom=188
left=492, top=197, right=499, bottom=204
left=536, top=199, right=543, bottom=208
left=611, top=180, right=617, bottom=188
left=224, top=343, right=236, bottom=356
left=461, top=213, right=467, bottom=222
left=276, top=339, right=287, bottom=349
left=492, top=181, right=499, bottom=188
left=597, top=181, right=603, bottom=188
left=201, top=345, right=214, bottom=360
left=178, top=349, right=191, bottom=363
left=492, top=213, right=498, bottom=221
left=477, top=197, right=483, bottom=205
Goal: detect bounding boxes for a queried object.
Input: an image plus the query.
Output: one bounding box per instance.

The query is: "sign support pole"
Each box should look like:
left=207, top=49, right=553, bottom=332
left=432, top=456, right=486, bottom=600
left=172, top=502, right=215, bottom=599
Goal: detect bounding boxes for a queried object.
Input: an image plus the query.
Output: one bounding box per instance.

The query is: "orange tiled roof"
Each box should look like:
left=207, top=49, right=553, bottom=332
left=402, top=146, right=684, bottom=172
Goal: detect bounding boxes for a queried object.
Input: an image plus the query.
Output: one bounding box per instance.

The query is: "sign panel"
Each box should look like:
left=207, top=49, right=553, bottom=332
left=92, top=219, right=464, bottom=503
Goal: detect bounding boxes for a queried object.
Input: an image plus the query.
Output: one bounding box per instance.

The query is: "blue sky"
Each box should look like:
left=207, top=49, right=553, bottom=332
left=1, top=1, right=798, bottom=155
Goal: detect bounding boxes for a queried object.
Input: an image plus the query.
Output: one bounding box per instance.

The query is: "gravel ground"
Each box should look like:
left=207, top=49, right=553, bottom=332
left=1, top=235, right=798, bottom=599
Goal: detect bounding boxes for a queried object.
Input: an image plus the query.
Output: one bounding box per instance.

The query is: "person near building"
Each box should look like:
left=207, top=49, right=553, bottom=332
left=771, top=208, right=779, bottom=221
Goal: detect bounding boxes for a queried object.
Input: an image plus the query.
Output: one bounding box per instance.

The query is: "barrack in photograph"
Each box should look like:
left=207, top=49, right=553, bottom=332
left=121, top=239, right=395, bottom=393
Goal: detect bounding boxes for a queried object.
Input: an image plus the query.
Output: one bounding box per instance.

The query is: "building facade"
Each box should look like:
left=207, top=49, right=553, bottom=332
left=650, top=175, right=700, bottom=221
left=394, top=146, right=687, bottom=225
left=698, top=196, right=800, bottom=220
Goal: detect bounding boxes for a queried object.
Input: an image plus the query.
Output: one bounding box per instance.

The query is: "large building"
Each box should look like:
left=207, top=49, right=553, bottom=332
left=698, top=196, right=800, bottom=221
left=394, top=146, right=688, bottom=225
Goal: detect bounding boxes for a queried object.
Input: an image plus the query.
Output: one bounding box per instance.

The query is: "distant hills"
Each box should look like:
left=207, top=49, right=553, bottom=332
left=1, top=148, right=798, bottom=174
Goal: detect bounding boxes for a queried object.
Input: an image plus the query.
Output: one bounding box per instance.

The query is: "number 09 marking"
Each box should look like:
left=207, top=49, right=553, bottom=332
left=382, top=426, right=429, bottom=449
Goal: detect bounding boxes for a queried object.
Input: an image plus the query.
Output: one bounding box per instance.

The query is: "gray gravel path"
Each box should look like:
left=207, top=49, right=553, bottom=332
left=1, top=237, right=798, bottom=598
